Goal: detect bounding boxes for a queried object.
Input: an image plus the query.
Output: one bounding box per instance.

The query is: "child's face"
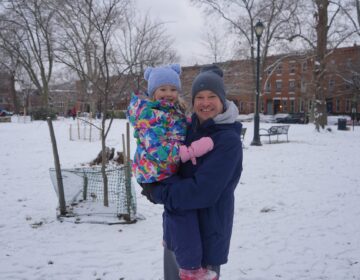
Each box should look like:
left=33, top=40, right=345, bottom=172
left=153, top=85, right=179, bottom=103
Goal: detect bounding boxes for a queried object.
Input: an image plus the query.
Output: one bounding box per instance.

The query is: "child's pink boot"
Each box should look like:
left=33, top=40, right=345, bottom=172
left=179, top=267, right=217, bottom=280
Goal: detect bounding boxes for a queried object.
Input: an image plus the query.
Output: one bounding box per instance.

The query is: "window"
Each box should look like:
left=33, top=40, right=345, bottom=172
left=336, top=99, right=340, bottom=112
left=302, top=61, right=308, bottom=72
left=240, top=102, right=244, bottom=113
left=345, top=100, right=351, bottom=112
left=276, top=64, right=282, bottom=75
left=265, top=82, right=271, bottom=92
left=290, top=100, right=295, bottom=113
left=299, top=99, right=305, bottom=112
left=300, top=78, right=306, bottom=93
left=329, top=79, right=335, bottom=91
left=282, top=100, right=288, bottom=112
left=346, top=58, right=352, bottom=67
left=275, top=80, right=282, bottom=91
left=289, top=62, right=296, bottom=75
left=289, top=80, right=295, bottom=92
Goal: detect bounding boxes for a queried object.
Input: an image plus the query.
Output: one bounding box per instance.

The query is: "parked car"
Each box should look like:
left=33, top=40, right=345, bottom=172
left=275, top=113, right=308, bottom=124
left=0, top=109, right=13, bottom=117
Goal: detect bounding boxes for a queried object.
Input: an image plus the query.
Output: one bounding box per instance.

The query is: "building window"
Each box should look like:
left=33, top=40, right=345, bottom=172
left=266, top=67, right=272, bottom=75
left=346, top=58, right=352, bottom=67
left=275, top=80, right=282, bottom=92
left=299, top=99, right=305, bottom=112
left=240, top=102, right=244, bottom=112
left=289, top=62, right=296, bottom=75
left=290, top=100, right=295, bottom=113
left=329, top=79, right=335, bottom=91
left=345, top=100, right=351, bottom=112
left=345, top=82, right=351, bottom=90
left=276, top=64, right=282, bottom=75
left=300, top=78, right=306, bottom=93
left=302, top=61, right=308, bottom=72
left=282, top=100, right=287, bottom=112
left=289, top=80, right=295, bottom=92
left=265, top=81, right=271, bottom=93
left=336, top=99, right=340, bottom=112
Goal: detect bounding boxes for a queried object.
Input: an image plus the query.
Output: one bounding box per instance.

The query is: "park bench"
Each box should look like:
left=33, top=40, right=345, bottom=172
left=0, top=116, right=11, bottom=123
left=259, top=125, right=290, bottom=143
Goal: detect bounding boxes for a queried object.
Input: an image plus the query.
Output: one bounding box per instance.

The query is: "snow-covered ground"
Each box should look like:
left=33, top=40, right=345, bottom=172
left=1, top=118, right=359, bottom=280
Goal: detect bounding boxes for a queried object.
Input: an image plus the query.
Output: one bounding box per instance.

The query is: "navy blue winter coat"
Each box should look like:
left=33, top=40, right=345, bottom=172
left=152, top=106, right=243, bottom=266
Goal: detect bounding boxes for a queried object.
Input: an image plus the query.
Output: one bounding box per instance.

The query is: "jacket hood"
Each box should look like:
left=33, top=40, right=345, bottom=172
left=213, top=100, right=239, bottom=124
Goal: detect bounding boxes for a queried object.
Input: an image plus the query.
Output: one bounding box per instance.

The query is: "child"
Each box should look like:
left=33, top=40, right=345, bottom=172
left=127, top=64, right=217, bottom=280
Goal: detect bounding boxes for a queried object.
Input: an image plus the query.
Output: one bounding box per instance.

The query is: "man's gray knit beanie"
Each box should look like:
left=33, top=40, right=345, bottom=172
left=191, top=64, right=227, bottom=110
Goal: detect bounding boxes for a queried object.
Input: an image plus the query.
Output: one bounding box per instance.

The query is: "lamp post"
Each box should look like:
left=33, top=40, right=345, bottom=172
left=251, top=20, right=264, bottom=146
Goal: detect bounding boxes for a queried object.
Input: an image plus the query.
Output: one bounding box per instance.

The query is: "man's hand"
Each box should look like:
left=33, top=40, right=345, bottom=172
left=139, top=183, right=157, bottom=204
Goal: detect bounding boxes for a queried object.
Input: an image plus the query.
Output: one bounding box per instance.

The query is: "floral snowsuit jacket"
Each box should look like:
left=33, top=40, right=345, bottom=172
left=127, top=94, right=188, bottom=183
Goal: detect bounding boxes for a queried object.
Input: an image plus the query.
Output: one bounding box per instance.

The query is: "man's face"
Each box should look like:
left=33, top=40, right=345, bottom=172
left=193, top=90, right=224, bottom=124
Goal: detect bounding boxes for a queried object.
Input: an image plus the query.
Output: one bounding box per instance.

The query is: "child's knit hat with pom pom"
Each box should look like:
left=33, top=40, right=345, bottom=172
left=144, top=64, right=182, bottom=98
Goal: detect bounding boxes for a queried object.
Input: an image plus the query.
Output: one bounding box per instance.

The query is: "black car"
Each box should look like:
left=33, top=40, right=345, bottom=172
left=275, top=113, right=308, bottom=124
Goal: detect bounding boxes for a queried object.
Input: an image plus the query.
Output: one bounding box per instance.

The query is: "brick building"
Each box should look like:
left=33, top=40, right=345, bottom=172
left=1, top=45, right=359, bottom=118
left=182, top=45, right=360, bottom=117
left=260, top=45, right=360, bottom=116
left=181, top=60, right=255, bottom=114
left=0, top=71, right=12, bottom=111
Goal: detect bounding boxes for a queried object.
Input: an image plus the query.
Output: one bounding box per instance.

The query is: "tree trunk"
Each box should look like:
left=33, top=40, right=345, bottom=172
left=313, top=0, right=329, bottom=131
left=9, top=71, right=20, bottom=114
left=101, top=124, right=109, bottom=207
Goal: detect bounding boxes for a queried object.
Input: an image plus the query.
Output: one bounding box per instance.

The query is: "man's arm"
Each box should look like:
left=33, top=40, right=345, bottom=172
left=152, top=132, right=242, bottom=211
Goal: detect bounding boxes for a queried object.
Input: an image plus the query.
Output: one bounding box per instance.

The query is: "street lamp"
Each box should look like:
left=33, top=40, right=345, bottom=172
left=251, top=20, right=265, bottom=146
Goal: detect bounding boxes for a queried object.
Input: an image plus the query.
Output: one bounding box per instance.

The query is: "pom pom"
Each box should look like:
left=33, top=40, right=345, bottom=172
left=200, top=64, right=223, bottom=78
left=170, top=64, right=181, bottom=75
left=144, top=67, right=153, bottom=81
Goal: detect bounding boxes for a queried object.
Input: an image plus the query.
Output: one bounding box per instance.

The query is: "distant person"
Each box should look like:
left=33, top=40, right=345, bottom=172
left=71, top=107, right=77, bottom=120
left=127, top=64, right=217, bottom=280
left=142, top=64, right=243, bottom=280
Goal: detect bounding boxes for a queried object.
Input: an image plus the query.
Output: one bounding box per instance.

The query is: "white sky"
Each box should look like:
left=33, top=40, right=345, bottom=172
left=136, top=0, right=207, bottom=66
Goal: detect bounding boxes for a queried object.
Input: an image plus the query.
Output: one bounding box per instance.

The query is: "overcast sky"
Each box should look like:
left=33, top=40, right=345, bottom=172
left=136, top=0, right=207, bottom=66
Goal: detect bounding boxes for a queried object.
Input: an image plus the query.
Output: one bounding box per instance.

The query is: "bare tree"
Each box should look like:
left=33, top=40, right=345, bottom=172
left=0, top=0, right=55, bottom=108
left=0, top=48, right=21, bottom=114
left=191, top=0, right=300, bottom=110
left=200, top=25, right=231, bottom=63
left=53, top=0, right=132, bottom=207
left=53, top=0, right=179, bottom=208
left=281, top=0, right=358, bottom=130
left=117, top=10, right=179, bottom=92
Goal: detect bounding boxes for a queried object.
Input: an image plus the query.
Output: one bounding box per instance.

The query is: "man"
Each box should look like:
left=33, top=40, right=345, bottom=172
left=145, top=64, right=243, bottom=279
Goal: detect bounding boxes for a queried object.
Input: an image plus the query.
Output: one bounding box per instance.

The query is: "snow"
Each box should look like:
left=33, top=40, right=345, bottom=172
left=1, top=118, right=360, bottom=280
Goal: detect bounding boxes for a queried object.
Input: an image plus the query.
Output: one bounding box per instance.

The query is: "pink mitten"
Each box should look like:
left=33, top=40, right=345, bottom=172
left=179, top=137, right=214, bottom=165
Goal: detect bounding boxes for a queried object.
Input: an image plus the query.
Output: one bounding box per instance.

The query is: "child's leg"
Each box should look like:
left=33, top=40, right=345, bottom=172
left=168, top=210, right=218, bottom=279
left=169, top=210, right=202, bottom=269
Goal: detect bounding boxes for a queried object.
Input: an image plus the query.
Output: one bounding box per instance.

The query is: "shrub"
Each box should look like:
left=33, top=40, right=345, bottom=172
left=32, top=107, right=57, bottom=120
left=108, top=110, right=127, bottom=119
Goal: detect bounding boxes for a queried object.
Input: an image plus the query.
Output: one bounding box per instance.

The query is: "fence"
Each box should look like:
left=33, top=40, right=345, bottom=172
left=69, top=118, right=101, bottom=141
left=49, top=165, right=136, bottom=222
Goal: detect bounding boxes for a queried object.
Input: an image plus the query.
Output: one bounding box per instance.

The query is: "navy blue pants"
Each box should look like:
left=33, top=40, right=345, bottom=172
left=163, top=209, right=202, bottom=269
